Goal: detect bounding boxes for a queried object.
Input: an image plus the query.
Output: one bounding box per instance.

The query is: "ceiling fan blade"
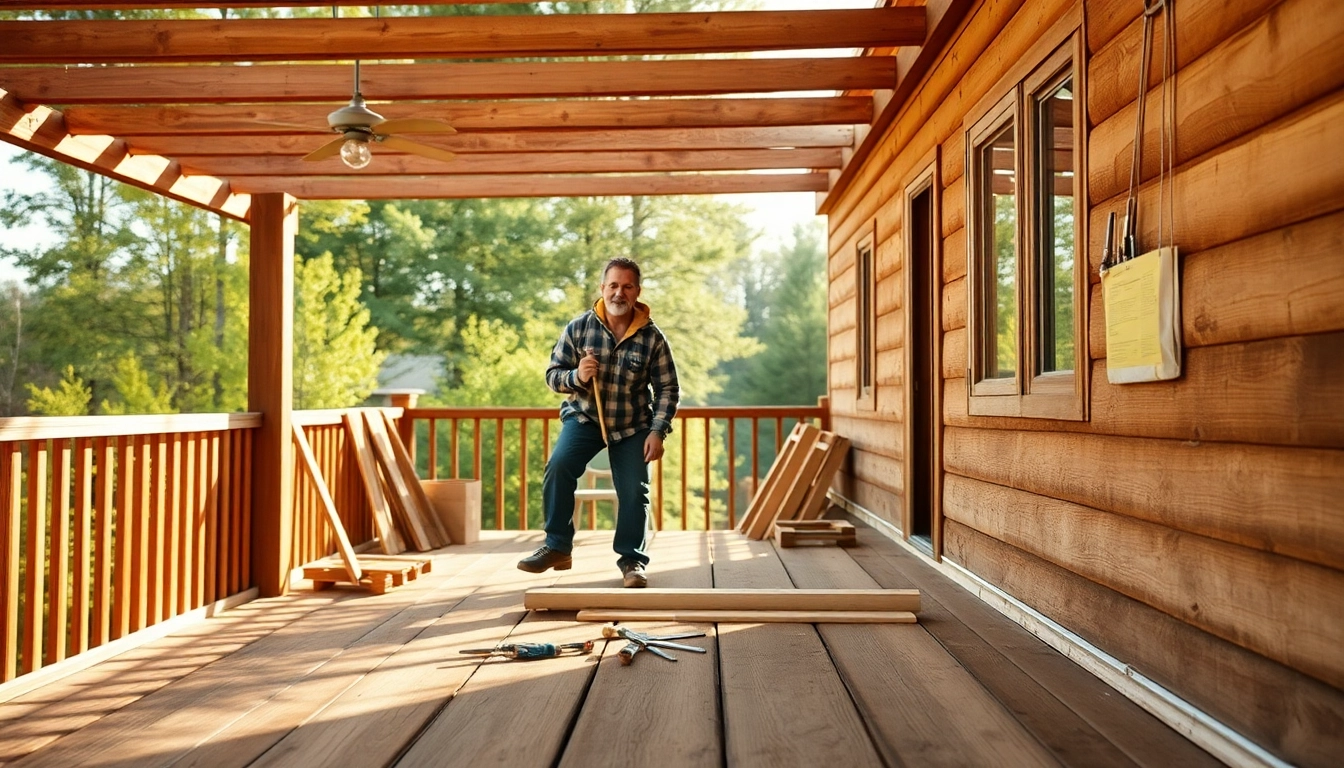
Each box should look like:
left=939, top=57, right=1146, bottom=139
left=380, top=136, right=458, bottom=164
left=374, top=117, right=457, bottom=135
left=302, top=137, right=347, bottom=162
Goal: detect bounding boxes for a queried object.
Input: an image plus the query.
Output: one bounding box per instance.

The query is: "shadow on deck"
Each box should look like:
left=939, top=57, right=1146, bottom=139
left=0, top=519, right=1220, bottom=767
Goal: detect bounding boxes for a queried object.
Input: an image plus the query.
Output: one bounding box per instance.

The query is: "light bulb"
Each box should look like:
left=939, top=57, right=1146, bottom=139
left=340, top=138, right=372, bottom=169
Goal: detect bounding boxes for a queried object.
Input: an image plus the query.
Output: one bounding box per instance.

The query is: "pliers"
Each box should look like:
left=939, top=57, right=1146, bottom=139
left=601, top=624, right=708, bottom=663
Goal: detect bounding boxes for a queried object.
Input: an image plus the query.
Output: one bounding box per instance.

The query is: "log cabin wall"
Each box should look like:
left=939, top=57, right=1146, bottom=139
left=824, top=0, right=1344, bottom=764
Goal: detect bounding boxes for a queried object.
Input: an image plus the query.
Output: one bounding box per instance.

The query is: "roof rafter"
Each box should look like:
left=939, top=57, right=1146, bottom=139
left=0, top=8, right=926, bottom=63
left=61, top=97, right=874, bottom=136
left=229, top=172, right=830, bottom=199
left=1, top=57, right=897, bottom=105
left=0, top=88, right=249, bottom=219
left=177, top=148, right=844, bottom=177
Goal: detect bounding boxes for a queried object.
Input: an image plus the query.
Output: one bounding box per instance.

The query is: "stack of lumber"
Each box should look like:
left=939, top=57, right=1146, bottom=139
left=343, top=410, right=453, bottom=554
left=736, top=423, right=851, bottom=541
left=524, top=587, right=920, bottom=624
left=774, top=519, right=857, bottom=548
left=291, top=416, right=440, bottom=595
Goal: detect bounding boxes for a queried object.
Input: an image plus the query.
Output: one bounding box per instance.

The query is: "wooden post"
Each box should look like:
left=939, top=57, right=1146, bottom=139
left=386, top=390, right=420, bottom=465
left=248, top=193, right=297, bottom=598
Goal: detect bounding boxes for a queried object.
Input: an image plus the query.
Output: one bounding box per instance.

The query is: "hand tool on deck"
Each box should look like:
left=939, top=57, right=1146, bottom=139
left=601, top=624, right=707, bottom=662
left=458, top=640, right=594, bottom=660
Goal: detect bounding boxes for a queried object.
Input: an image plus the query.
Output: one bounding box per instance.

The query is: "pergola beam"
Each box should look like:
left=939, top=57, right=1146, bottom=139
left=0, top=89, right=249, bottom=220
left=230, top=172, right=830, bottom=199
left=0, top=8, right=926, bottom=63
left=178, top=148, right=843, bottom=177
left=121, top=126, right=857, bottom=157
left=1, top=58, right=897, bottom=105
left=61, top=97, right=874, bottom=136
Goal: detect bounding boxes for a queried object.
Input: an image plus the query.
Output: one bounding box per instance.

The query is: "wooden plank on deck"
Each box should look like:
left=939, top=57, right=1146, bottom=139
left=559, top=530, right=720, bottom=768
left=847, top=524, right=1222, bottom=767
left=774, top=534, right=1064, bottom=767
left=179, top=536, right=523, bottom=768
left=393, top=535, right=617, bottom=768
left=709, top=530, right=883, bottom=767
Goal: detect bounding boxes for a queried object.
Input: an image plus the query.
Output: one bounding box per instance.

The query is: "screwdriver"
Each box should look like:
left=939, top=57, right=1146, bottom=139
left=458, top=640, right=594, bottom=660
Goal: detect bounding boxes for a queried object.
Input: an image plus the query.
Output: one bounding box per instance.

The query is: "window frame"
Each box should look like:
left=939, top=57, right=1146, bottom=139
left=963, top=28, right=1089, bottom=421
left=855, top=224, right=877, bottom=411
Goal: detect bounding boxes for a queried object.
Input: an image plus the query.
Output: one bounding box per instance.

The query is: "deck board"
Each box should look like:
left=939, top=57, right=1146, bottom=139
left=846, top=527, right=1224, bottom=768
left=777, top=537, right=1064, bottom=767
left=710, top=531, right=884, bottom=767
left=559, top=530, right=721, bottom=768
left=1, top=527, right=1222, bottom=767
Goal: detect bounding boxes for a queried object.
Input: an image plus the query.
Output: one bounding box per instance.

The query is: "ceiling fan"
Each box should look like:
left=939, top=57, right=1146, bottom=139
left=299, top=60, right=458, bottom=170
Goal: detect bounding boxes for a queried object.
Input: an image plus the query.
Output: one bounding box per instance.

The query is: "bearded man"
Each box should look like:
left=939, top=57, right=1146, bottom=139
left=516, top=257, right=680, bottom=588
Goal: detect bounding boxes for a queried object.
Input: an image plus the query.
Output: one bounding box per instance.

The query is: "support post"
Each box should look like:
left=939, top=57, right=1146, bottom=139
left=248, top=193, right=297, bottom=597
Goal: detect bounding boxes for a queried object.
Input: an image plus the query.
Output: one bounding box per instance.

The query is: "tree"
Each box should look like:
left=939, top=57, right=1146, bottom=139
left=292, top=253, right=385, bottom=409
left=720, top=222, right=828, bottom=405
left=26, top=365, right=91, bottom=416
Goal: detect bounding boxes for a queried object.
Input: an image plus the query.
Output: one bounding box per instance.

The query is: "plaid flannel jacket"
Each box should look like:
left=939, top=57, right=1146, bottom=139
left=545, top=299, right=680, bottom=443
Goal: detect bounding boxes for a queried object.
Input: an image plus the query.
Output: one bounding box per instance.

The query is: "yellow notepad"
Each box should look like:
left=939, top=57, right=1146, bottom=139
left=1101, top=246, right=1181, bottom=383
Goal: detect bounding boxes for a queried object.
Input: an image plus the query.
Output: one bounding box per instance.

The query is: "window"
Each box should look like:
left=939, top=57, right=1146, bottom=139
left=965, top=33, right=1087, bottom=420
left=855, top=227, right=876, bottom=411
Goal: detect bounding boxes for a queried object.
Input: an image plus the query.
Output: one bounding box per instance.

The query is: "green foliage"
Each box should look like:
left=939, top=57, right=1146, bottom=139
left=100, top=353, right=175, bottom=415
left=433, top=315, right=556, bottom=407
left=719, top=223, right=827, bottom=406
left=293, top=253, right=385, bottom=410
left=26, top=365, right=91, bottom=416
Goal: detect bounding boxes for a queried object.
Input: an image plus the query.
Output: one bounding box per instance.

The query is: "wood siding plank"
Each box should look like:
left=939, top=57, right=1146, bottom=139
left=945, top=521, right=1344, bottom=768
left=944, top=474, right=1344, bottom=690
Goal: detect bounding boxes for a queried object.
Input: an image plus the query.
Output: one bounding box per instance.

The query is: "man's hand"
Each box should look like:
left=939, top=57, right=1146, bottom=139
left=577, top=348, right=599, bottom=385
left=643, top=432, right=665, bottom=463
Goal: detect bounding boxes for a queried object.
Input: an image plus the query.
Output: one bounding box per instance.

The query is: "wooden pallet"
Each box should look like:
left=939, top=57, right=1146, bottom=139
left=774, top=520, right=857, bottom=548
left=302, top=555, right=433, bottom=594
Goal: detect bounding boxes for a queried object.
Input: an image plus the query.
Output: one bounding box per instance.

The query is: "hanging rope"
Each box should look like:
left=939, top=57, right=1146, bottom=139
left=1124, top=0, right=1178, bottom=258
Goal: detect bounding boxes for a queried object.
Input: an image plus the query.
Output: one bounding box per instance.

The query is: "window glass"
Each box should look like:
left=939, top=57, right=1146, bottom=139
left=981, top=124, right=1017, bottom=379
left=1037, top=77, right=1075, bottom=374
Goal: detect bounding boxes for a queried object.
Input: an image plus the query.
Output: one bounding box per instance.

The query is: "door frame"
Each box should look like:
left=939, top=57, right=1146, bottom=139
left=902, top=147, right=944, bottom=559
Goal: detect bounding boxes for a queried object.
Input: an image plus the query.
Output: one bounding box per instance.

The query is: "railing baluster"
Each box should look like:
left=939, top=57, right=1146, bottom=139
left=473, top=419, right=482, bottom=482
left=703, top=418, right=711, bottom=530
left=149, top=434, right=167, bottom=626
left=215, top=431, right=231, bottom=602
left=114, top=436, right=134, bottom=639
left=240, top=432, right=253, bottom=589
left=230, top=430, right=245, bottom=595
left=679, top=417, right=688, bottom=531
left=131, top=435, right=150, bottom=632
left=2, top=443, right=21, bottom=682
left=427, top=419, right=438, bottom=481
left=450, top=418, right=459, bottom=479
left=49, top=438, right=71, bottom=664
left=165, top=434, right=181, bottom=620
left=193, top=433, right=208, bottom=610
left=751, top=418, right=760, bottom=495
left=519, top=419, right=528, bottom=530
left=726, top=419, right=736, bottom=529
left=495, top=418, right=504, bottom=530
left=204, top=433, right=221, bottom=604
left=72, top=438, right=92, bottom=657
left=775, top=418, right=784, bottom=454
left=93, top=437, right=113, bottom=644
left=24, top=440, right=47, bottom=672
left=656, top=453, right=664, bottom=531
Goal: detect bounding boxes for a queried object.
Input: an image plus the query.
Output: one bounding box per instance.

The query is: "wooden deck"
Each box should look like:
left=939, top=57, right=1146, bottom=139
left=0, top=522, right=1221, bottom=768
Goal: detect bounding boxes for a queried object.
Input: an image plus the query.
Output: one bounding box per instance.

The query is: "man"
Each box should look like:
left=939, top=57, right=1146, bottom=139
left=517, top=257, right=679, bottom=588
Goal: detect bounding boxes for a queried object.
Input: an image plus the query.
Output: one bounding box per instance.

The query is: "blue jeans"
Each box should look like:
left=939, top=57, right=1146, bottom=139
left=542, top=417, right=650, bottom=567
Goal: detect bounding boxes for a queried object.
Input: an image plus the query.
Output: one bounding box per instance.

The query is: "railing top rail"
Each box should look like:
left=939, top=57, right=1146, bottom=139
left=292, top=406, right=402, bottom=427
left=0, top=412, right=262, bottom=441
left=404, top=404, right=827, bottom=420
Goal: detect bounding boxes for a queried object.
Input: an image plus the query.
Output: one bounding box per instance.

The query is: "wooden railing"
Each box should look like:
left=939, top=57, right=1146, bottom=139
left=0, top=413, right=259, bottom=685
left=398, top=402, right=829, bottom=532
left=0, top=402, right=828, bottom=686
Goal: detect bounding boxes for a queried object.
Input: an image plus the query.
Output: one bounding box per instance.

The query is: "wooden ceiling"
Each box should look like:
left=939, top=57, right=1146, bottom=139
left=0, top=1, right=957, bottom=222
